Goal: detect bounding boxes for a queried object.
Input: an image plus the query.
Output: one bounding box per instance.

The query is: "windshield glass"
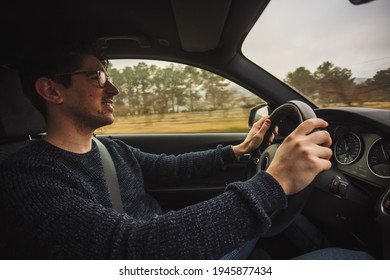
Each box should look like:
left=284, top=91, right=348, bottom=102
left=242, top=0, right=390, bottom=109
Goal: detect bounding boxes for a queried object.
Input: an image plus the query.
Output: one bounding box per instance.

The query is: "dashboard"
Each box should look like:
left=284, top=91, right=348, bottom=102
left=330, top=124, right=389, bottom=188
left=316, top=107, right=390, bottom=190
left=283, top=107, right=390, bottom=259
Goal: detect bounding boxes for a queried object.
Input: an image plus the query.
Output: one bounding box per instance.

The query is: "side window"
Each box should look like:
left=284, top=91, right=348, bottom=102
left=96, top=60, right=265, bottom=134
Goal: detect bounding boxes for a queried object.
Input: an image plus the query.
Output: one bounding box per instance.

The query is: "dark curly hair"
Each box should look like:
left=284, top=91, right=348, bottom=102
left=18, top=40, right=108, bottom=119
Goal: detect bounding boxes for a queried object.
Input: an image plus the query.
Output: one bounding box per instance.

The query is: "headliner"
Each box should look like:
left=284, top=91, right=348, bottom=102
left=0, top=0, right=270, bottom=67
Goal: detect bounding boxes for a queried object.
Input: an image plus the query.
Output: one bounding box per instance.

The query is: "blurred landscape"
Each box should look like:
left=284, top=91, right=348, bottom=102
left=96, top=61, right=389, bottom=135
left=96, top=108, right=250, bottom=134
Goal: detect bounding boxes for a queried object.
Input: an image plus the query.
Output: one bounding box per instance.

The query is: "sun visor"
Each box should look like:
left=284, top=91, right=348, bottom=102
left=171, top=0, right=231, bottom=52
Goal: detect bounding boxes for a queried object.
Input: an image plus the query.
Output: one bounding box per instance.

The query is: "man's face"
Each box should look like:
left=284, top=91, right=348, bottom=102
left=58, top=55, right=119, bottom=131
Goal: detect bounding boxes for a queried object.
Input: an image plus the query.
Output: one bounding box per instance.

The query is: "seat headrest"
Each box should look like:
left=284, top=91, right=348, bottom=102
left=0, top=66, right=46, bottom=139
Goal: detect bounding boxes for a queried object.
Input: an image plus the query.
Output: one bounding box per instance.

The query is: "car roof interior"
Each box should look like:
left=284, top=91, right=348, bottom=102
left=0, top=0, right=269, bottom=67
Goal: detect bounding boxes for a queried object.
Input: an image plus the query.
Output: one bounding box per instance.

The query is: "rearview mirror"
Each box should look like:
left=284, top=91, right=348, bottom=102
left=349, top=0, right=375, bottom=5
left=248, top=103, right=269, bottom=127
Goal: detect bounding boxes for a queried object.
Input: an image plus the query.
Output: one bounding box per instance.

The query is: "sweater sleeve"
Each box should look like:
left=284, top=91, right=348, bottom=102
left=112, top=139, right=237, bottom=182
left=1, top=160, right=286, bottom=260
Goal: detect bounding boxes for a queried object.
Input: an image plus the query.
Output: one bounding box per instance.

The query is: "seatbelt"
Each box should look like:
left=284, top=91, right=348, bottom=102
left=93, top=137, right=124, bottom=213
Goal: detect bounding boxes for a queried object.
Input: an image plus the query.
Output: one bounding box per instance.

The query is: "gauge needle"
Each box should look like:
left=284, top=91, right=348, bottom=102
left=381, top=143, right=389, bottom=161
left=344, top=140, right=349, bottom=152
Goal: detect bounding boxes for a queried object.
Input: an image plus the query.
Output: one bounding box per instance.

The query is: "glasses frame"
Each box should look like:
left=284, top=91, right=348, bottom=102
left=52, top=70, right=112, bottom=88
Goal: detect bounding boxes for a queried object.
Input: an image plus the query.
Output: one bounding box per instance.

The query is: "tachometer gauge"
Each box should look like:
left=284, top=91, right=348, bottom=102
left=368, top=138, right=390, bottom=178
left=334, top=132, right=362, bottom=165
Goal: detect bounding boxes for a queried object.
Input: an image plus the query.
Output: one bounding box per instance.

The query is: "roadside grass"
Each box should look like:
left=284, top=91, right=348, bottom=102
left=95, top=108, right=250, bottom=134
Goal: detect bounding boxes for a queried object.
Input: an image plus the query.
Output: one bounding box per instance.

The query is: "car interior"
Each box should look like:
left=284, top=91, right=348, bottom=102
left=0, top=0, right=389, bottom=259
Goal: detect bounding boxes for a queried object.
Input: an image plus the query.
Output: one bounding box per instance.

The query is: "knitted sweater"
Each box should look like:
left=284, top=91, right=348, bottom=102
left=0, top=138, right=287, bottom=259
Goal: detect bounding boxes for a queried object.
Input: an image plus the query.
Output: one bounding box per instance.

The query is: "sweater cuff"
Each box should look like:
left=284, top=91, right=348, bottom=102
left=226, top=171, right=287, bottom=216
left=218, top=144, right=238, bottom=165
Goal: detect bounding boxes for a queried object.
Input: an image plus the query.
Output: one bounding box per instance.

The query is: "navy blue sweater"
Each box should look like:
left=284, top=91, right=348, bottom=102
left=0, top=138, right=286, bottom=259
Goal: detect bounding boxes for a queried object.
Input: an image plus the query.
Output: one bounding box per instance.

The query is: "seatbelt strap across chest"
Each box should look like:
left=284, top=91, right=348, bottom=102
left=93, top=137, right=124, bottom=213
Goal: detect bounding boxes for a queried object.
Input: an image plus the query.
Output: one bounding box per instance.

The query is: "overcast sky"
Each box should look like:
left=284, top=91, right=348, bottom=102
left=242, top=0, right=390, bottom=80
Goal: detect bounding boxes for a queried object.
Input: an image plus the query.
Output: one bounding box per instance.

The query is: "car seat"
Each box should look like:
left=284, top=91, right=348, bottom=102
left=0, top=66, right=46, bottom=162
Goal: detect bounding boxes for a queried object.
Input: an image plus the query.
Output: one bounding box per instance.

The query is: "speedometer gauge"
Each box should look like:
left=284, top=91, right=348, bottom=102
left=334, top=132, right=362, bottom=165
left=368, top=138, right=390, bottom=178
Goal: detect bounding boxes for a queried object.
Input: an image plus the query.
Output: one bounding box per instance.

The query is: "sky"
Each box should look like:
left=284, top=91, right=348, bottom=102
left=241, top=0, right=390, bottom=80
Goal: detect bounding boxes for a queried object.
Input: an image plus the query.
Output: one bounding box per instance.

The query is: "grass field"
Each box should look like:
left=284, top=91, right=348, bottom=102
left=95, top=108, right=251, bottom=134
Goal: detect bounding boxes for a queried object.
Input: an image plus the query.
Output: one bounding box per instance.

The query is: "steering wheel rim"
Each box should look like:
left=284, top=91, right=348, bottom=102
left=253, top=100, right=318, bottom=237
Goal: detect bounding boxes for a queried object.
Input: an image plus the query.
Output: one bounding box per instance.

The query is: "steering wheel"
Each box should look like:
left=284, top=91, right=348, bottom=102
left=251, top=100, right=318, bottom=237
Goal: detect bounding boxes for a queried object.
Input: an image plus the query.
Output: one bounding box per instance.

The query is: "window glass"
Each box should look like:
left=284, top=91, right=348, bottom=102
left=242, top=0, right=390, bottom=109
left=95, top=60, right=264, bottom=134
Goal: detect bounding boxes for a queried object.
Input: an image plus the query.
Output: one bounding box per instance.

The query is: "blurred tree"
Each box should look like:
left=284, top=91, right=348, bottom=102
left=314, top=61, right=355, bottom=105
left=356, top=68, right=390, bottom=104
left=121, top=66, right=140, bottom=115
left=201, top=70, right=230, bottom=110
left=132, top=62, right=156, bottom=114
left=284, top=67, right=316, bottom=100
left=183, top=66, right=202, bottom=111
left=285, top=62, right=357, bottom=106
left=155, top=64, right=185, bottom=113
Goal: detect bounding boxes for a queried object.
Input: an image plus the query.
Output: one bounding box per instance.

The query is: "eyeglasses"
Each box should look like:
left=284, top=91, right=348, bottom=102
left=52, top=70, right=112, bottom=88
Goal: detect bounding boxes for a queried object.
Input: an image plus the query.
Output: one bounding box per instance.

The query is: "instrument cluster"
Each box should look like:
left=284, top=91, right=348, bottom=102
left=332, top=125, right=390, bottom=187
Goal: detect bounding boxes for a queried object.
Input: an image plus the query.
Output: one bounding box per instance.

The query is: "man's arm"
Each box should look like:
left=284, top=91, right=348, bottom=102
left=0, top=161, right=286, bottom=259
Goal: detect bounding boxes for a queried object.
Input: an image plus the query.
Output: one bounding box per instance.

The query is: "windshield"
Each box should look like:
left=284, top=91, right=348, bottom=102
left=242, top=0, right=390, bottom=109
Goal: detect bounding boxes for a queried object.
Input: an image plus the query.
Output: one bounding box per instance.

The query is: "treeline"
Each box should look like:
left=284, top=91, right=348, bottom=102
left=108, top=62, right=259, bottom=116
left=285, top=61, right=390, bottom=106
left=108, top=61, right=390, bottom=116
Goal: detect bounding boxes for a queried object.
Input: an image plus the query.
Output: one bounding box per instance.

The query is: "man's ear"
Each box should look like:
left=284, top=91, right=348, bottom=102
left=35, top=77, right=64, bottom=104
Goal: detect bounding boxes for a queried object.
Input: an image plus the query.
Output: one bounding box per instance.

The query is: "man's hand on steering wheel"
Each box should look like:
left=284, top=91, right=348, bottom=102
left=266, top=118, right=333, bottom=196
left=232, top=115, right=278, bottom=159
left=239, top=100, right=334, bottom=237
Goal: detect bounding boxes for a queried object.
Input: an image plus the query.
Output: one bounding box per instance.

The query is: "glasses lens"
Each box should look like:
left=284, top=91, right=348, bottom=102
left=98, top=71, right=112, bottom=87
left=98, top=71, right=106, bottom=87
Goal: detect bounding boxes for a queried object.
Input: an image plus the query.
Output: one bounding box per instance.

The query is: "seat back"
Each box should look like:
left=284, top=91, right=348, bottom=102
left=0, top=66, right=46, bottom=162
left=0, top=66, right=47, bottom=259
